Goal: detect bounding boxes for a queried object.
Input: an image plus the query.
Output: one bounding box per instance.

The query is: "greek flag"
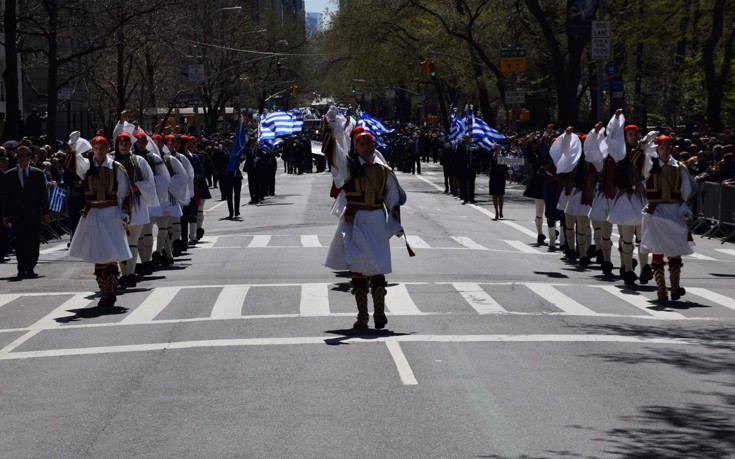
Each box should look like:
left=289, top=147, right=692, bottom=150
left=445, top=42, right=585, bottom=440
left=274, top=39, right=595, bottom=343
left=49, top=186, right=67, bottom=213
left=288, top=109, right=303, bottom=133
left=359, top=113, right=394, bottom=135
left=472, top=117, right=506, bottom=151
left=449, top=113, right=466, bottom=143
left=262, top=111, right=295, bottom=137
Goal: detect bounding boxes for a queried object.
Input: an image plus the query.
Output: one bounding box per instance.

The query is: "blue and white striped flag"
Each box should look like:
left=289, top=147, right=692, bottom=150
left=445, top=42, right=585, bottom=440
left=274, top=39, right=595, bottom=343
left=288, top=109, right=304, bottom=133
left=471, top=117, right=506, bottom=151
left=49, top=186, right=67, bottom=213
left=262, top=111, right=294, bottom=137
left=359, top=112, right=394, bottom=135
left=449, top=113, right=466, bottom=143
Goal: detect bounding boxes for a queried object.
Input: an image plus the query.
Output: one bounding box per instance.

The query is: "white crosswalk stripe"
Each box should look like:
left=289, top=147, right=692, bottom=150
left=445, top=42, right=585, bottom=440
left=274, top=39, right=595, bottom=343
left=452, top=283, right=506, bottom=314
left=595, top=285, right=686, bottom=320
left=528, top=284, right=599, bottom=316
left=248, top=235, right=271, bottom=248
left=300, top=283, right=331, bottom=316
left=122, top=287, right=180, bottom=324
left=451, top=237, right=489, bottom=251
left=3, top=281, right=735, bottom=334
left=211, top=285, right=250, bottom=319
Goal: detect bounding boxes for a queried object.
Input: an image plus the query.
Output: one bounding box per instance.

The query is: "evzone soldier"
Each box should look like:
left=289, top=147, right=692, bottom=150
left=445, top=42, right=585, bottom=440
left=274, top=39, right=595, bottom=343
left=539, top=125, right=561, bottom=251
left=163, top=135, right=194, bottom=256
left=153, top=136, right=189, bottom=267
left=606, top=110, right=653, bottom=285
left=585, top=121, right=617, bottom=275
left=556, top=131, right=595, bottom=265
left=322, top=106, right=406, bottom=329
left=65, top=134, right=131, bottom=308
left=184, top=136, right=210, bottom=244
left=132, top=131, right=170, bottom=276
left=640, top=135, right=697, bottom=301
left=110, top=132, right=158, bottom=289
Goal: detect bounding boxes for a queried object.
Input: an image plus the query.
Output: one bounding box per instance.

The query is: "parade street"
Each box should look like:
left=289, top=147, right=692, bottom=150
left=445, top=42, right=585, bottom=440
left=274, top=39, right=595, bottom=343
left=1, top=163, right=734, bottom=458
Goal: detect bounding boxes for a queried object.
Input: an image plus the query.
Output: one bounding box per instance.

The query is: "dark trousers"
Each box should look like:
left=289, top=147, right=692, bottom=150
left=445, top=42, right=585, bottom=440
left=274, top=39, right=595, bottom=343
left=221, top=176, right=242, bottom=216
left=0, top=225, right=9, bottom=258
left=14, top=221, right=41, bottom=273
left=247, top=172, right=261, bottom=203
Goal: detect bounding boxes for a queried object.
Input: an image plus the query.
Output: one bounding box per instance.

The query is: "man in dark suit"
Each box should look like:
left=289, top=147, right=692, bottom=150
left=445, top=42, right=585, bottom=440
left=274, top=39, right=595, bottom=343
left=2, top=145, right=50, bottom=278
left=243, top=137, right=264, bottom=204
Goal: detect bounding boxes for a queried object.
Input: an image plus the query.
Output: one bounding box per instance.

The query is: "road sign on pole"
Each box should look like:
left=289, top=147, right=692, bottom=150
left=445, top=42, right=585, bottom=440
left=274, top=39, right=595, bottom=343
left=591, top=21, right=611, bottom=60
left=505, top=90, right=526, bottom=105
left=500, top=49, right=527, bottom=75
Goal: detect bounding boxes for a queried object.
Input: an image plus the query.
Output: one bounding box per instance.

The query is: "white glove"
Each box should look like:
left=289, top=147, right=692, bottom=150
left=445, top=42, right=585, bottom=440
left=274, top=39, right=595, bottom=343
left=120, top=213, right=130, bottom=225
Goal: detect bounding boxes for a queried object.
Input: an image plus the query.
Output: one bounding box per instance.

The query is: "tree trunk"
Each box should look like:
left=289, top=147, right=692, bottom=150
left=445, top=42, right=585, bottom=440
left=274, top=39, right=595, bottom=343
left=468, top=47, right=493, bottom=125
left=45, top=3, right=59, bottom=142
left=4, top=0, right=19, bottom=138
left=702, top=0, right=734, bottom=131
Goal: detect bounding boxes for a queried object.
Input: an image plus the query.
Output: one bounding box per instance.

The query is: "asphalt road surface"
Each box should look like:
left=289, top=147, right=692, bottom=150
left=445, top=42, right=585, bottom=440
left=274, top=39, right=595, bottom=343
left=1, top=162, right=734, bottom=458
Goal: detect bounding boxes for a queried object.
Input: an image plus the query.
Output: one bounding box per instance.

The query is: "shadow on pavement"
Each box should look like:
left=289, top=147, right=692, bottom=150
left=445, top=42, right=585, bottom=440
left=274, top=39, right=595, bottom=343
left=54, top=305, right=129, bottom=323
left=323, top=328, right=413, bottom=346
left=576, top=322, right=735, bottom=458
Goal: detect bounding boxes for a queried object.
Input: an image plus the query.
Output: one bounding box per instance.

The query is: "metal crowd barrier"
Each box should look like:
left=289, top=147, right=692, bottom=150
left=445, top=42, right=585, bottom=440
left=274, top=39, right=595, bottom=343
left=693, top=181, right=735, bottom=242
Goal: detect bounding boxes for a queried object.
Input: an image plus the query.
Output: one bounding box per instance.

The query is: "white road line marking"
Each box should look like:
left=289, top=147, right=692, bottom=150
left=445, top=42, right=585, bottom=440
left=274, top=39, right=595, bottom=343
left=499, top=220, right=539, bottom=239
left=503, top=240, right=544, bottom=254
left=40, top=243, right=68, bottom=255
left=0, top=293, right=94, bottom=357
left=415, top=175, right=444, bottom=192
left=452, top=283, right=506, bottom=314
left=386, top=341, right=418, bottom=385
left=210, top=285, right=250, bottom=319
left=686, top=288, right=735, bottom=311
left=205, top=201, right=227, bottom=212
left=0, top=334, right=699, bottom=360
left=195, top=236, right=221, bottom=247
left=597, top=285, right=686, bottom=320
left=299, top=284, right=331, bottom=316
left=528, top=284, right=599, bottom=316
left=687, top=253, right=719, bottom=261
left=301, top=235, right=322, bottom=247
left=32, top=293, right=95, bottom=330
left=715, top=249, right=735, bottom=257
left=406, top=235, right=431, bottom=249
left=0, top=294, right=20, bottom=309
left=451, top=237, right=489, bottom=251
left=121, top=287, right=180, bottom=324
left=248, top=235, right=271, bottom=248
left=386, top=283, right=424, bottom=315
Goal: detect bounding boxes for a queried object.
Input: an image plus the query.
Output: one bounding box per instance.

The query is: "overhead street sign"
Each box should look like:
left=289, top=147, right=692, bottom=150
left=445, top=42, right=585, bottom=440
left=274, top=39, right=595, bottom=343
left=500, top=49, right=526, bottom=58
left=500, top=58, right=528, bottom=74
left=500, top=49, right=528, bottom=75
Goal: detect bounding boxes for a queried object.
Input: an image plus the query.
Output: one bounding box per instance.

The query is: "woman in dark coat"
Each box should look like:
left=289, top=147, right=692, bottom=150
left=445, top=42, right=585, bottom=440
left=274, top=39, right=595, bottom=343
left=488, top=144, right=509, bottom=220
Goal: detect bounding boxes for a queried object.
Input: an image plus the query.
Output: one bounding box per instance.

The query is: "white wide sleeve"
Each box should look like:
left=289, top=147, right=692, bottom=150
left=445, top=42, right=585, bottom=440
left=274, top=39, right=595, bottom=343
left=135, top=155, right=160, bottom=209
left=606, top=113, right=626, bottom=162
left=116, top=165, right=130, bottom=207
left=584, top=128, right=607, bottom=172
left=168, top=156, right=190, bottom=204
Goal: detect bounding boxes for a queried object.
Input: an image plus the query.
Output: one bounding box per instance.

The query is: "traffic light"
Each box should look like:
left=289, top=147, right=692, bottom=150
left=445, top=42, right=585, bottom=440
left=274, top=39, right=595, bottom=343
left=429, top=60, right=436, bottom=77
left=420, top=59, right=429, bottom=77
left=351, top=84, right=356, bottom=94
left=275, top=61, right=281, bottom=74
left=291, top=85, right=298, bottom=96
